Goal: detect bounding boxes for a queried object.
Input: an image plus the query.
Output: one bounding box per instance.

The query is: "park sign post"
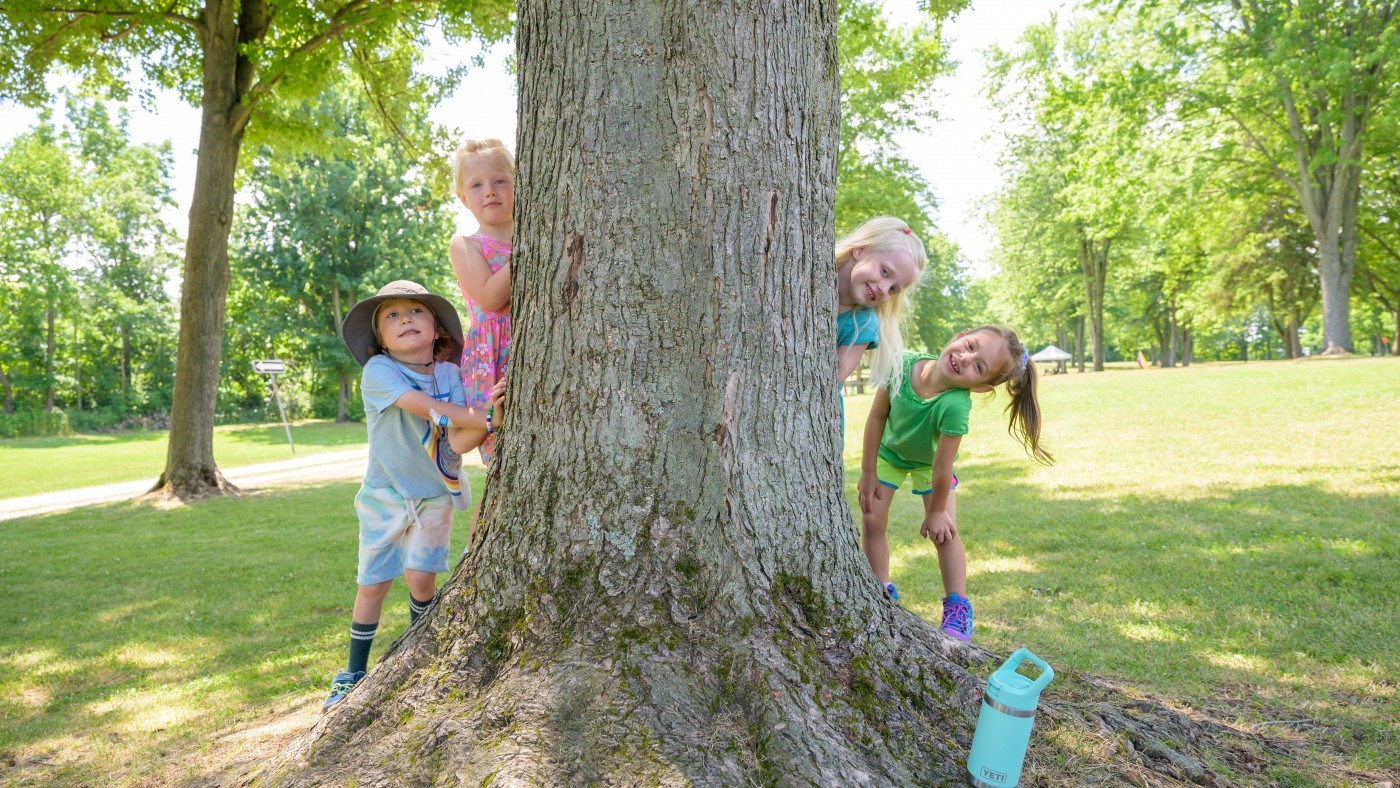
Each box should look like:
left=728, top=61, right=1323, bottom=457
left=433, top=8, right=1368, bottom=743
left=252, top=360, right=295, bottom=453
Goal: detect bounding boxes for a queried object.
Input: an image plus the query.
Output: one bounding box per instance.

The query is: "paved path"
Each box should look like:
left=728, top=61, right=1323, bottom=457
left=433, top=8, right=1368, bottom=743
left=0, top=448, right=484, bottom=522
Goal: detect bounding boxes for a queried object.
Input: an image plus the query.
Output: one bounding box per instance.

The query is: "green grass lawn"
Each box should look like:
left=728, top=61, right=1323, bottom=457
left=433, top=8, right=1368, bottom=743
left=844, top=356, right=1399, bottom=781
left=0, top=357, right=1395, bottom=784
left=0, top=420, right=367, bottom=500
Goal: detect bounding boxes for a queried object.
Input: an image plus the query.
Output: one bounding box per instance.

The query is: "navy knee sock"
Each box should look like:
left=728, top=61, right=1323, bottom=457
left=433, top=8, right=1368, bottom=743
left=409, top=593, right=434, bottom=624
left=347, top=620, right=377, bottom=674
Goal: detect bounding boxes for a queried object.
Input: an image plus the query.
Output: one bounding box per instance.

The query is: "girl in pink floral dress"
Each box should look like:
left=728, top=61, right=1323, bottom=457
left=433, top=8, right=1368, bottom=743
left=447, top=139, right=514, bottom=462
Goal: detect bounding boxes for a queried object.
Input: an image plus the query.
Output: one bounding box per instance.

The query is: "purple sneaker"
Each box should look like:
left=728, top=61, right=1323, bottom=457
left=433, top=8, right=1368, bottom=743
left=940, top=594, right=973, bottom=642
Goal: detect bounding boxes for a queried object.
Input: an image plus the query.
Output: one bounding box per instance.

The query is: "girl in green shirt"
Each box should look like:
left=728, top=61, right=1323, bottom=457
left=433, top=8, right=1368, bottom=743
left=858, top=325, right=1053, bottom=642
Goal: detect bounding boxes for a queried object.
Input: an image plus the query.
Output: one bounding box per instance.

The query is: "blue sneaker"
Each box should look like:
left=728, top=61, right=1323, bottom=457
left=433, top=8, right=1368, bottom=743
left=940, top=594, right=973, bottom=642
left=883, top=582, right=900, bottom=602
left=323, top=670, right=365, bottom=711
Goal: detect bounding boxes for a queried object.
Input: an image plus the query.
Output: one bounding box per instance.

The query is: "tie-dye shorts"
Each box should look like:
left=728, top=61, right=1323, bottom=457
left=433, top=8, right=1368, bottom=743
left=355, top=485, right=454, bottom=586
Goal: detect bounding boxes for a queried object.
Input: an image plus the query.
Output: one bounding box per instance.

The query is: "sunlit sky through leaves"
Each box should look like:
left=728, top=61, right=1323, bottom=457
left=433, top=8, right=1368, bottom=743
left=0, top=0, right=1066, bottom=279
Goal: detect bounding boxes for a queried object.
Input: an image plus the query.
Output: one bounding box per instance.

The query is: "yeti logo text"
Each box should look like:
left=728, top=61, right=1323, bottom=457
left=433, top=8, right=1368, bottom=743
left=980, top=766, right=1008, bottom=783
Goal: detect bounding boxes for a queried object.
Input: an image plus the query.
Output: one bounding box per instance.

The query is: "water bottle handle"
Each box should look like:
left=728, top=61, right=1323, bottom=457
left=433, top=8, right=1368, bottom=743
left=1004, top=648, right=1055, bottom=692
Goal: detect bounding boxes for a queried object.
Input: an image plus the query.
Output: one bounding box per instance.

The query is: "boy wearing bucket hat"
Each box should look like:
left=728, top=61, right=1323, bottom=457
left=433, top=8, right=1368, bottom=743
left=324, top=280, right=503, bottom=712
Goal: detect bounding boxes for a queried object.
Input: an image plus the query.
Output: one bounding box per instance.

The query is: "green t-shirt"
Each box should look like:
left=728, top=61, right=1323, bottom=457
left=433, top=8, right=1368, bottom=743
left=877, top=351, right=972, bottom=470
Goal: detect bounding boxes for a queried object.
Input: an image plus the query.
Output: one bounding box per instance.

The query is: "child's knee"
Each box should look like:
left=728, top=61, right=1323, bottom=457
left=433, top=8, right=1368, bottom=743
left=357, top=580, right=393, bottom=603
left=861, top=512, right=887, bottom=536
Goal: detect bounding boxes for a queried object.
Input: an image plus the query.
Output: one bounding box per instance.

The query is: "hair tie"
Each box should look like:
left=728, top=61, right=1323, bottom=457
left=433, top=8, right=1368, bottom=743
left=901, top=228, right=912, bottom=235
left=1021, top=348, right=1030, bottom=367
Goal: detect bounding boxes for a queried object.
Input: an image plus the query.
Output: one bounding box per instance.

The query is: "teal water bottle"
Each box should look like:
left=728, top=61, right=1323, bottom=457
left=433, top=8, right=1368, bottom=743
left=966, top=648, right=1054, bottom=787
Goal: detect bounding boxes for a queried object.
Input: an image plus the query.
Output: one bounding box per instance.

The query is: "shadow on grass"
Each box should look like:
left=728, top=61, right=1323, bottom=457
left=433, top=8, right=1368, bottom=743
left=0, top=465, right=1393, bottom=778
left=0, top=476, right=482, bottom=781
left=840, top=459, right=1398, bottom=770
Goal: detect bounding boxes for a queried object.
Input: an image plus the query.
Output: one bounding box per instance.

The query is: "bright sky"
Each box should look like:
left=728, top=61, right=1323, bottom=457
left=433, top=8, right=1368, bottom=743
left=0, top=0, right=1066, bottom=273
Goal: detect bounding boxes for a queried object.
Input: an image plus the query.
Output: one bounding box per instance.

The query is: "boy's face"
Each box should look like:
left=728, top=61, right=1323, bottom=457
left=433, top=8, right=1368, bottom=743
left=375, top=297, right=439, bottom=358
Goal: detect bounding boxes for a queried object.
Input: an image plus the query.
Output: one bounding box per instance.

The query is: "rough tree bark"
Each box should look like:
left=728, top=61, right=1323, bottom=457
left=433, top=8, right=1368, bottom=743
left=256, top=2, right=1262, bottom=784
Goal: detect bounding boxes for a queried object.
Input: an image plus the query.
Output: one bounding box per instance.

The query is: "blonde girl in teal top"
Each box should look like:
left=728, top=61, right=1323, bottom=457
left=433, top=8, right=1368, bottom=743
left=834, top=217, right=926, bottom=389
left=858, top=325, right=1053, bottom=642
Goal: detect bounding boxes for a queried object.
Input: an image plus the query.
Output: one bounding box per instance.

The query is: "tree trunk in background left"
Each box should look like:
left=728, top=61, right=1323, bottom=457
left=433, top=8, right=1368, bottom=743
left=44, top=305, right=55, bottom=413
left=152, top=0, right=245, bottom=498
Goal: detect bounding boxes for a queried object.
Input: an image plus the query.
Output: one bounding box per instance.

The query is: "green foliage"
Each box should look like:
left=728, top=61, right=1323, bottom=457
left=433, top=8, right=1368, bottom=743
left=835, top=1, right=970, bottom=354
left=0, top=92, right=177, bottom=424
left=226, top=86, right=456, bottom=421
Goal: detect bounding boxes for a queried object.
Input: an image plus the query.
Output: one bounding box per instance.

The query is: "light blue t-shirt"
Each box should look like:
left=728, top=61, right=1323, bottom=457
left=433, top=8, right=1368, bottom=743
left=837, top=307, right=879, bottom=350
left=361, top=355, right=466, bottom=499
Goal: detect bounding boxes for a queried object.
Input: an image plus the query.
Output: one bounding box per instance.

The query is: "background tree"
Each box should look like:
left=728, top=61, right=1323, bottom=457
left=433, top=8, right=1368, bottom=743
left=229, top=86, right=455, bottom=422
left=1136, top=0, right=1400, bottom=354
left=0, top=115, right=78, bottom=414
left=987, top=13, right=1148, bottom=370
left=0, top=93, right=178, bottom=433
left=1, top=0, right=511, bottom=496
left=1358, top=152, right=1400, bottom=354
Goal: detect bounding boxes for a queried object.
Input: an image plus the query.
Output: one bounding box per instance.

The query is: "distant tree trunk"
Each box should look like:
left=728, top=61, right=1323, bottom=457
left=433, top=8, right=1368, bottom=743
left=0, top=361, right=12, bottom=415
left=1153, top=317, right=1168, bottom=368
left=1287, top=314, right=1304, bottom=359
left=152, top=0, right=257, bottom=498
left=44, top=304, right=55, bottom=413
left=1074, top=315, right=1086, bottom=372
left=1393, top=310, right=1399, bottom=355
left=1182, top=328, right=1193, bottom=366
left=333, top=285, right=349, bottom=422
left=1240, top=339, right=1249, bottom=362
left=74, top=320, right=82, bottom=412
left=1272, top=311, right=1294, bottom=359
left=1077, top=232, right=1108, bottom=371
left=120, top=322, right=130, bottom=398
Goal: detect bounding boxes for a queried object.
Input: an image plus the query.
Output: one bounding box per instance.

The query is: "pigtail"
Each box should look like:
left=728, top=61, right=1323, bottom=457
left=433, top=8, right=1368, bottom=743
left=1005, top=356, right=1052, bottom=465
left=970, top=324, right=1054, bottom=465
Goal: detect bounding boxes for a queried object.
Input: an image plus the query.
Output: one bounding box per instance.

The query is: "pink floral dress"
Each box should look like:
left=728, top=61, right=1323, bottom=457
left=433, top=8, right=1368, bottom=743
left=457, top=233, right=511, bottom=462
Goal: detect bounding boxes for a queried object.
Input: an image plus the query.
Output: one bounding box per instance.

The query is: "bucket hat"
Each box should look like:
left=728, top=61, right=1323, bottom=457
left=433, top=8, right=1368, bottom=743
left=341, top=280, right=464, bottom=366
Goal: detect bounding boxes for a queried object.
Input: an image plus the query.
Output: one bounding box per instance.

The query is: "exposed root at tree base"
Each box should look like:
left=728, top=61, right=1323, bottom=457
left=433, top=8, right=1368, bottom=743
left=145, top=467, right=241, bottom=504
left=237, top=607, right=1345, bottom=787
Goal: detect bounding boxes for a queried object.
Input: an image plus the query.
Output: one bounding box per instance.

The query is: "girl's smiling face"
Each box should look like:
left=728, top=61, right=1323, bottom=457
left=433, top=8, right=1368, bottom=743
left=842, top=246, right=920, bottom=308
left=459, top=156, right=514, bottom=226
left=938, top=329, right=1010, bottom=390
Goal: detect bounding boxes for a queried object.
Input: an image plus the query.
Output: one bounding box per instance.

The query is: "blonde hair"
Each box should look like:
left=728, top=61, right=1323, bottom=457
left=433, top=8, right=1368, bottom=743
left=451, top=138, right=515, bottom=203
left=835, top=216, right=927, bottom=390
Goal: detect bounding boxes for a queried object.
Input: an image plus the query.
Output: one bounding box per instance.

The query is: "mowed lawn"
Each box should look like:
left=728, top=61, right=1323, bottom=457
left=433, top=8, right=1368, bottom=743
left=843, top=356, right=1398, bottom=779
left=0, top=420, right=367, bottom=499
left=0, top=357, right=1395, bottom=784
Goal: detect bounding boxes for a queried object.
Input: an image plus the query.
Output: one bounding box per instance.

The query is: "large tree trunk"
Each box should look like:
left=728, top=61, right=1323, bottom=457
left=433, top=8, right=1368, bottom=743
left=151, top=0, right=250, bottom=498
left=258, top=3, right=1258, bottom=783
